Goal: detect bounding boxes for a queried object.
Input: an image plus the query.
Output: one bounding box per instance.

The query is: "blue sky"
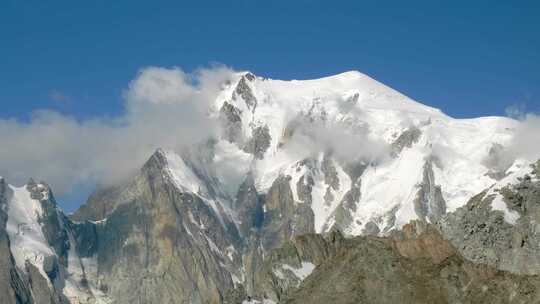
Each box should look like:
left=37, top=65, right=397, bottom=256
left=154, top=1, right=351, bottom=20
left=1, top=0, right=539, bottom=210
left=2, top=0, right=539, bottom=119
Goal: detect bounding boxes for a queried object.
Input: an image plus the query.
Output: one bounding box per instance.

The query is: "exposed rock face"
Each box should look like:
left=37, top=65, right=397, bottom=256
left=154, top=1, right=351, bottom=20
left=324, top=160, right=368, bottom=233
left=27, top=184, right=71, bottom=304
left=219, top=101, right=244, bottom=144
left=321, top=155, right=340, bottom=192
left=27, top=181, right=70, bottom=268
left=222, top=284, right=248, bottom=304
left=414, top=160, right=446, bottom=223
left=0, top=178, right=77, bottom=304
left=281, top=221, right=540, bottom=304
left=296, top=174, right=314, bottom=205
left=73, top=150, right=242, bottom=304
left=234, top=174, right=264, bottom=236
left=391, top=126, right=422, bottom=157
left=243, top=125, right=271, bottom=159
left=233, top=75, right=257, bottom=111
left=251, top=231, right=344, bottom=302
left=0, top=177, right=34, bottom=304
left=321, top=155, right=339, bottom=205
left=439, top=160, right=540, bottom=275
left=26, top=262, right=65, bottom=304
left=70, top=183, right=126, bottom=222
left=240, top=172, right=317, bottom=298
left=329, top=187, right=360, bottom=232
left=260, top=175, right=315, bottom=250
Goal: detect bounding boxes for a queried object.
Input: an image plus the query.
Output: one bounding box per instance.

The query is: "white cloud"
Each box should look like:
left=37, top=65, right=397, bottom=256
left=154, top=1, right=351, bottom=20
left=0, top=65, right=236, bottom=195
left=509, top=113, right=540, bottom=162
left=284, top=117, right=390, bottom=164
left=483, top=111, right=540, bottom=171
left=127, top=67, right=194, bottom=105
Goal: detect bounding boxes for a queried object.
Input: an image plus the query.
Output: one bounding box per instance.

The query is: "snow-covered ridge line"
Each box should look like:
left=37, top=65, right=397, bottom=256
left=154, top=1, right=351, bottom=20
left=6, top=183, right=53, bottom=279
left=209, top=70, right=522, bottom=235
left=158, top=149, right=207, bottom=195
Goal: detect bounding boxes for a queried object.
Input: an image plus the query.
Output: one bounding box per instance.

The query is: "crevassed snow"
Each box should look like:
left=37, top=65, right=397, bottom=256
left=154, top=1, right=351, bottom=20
left=6, top=185, right=54, bottom=280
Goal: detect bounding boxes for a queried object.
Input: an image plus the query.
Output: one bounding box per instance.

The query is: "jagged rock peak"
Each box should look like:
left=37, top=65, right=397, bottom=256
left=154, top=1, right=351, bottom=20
left=145, top=147, right=169, bottom=168
left=25, top=179, right=54, bottom=203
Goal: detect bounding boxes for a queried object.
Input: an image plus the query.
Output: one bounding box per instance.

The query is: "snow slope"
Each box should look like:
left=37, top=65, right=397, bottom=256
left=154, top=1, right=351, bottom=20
left=5, top=182, right=111, bottom=303
left=6, top=184, right=55, bottom=279
left=206, top=70, right=520, bottom=235
left=130, top=70, right=521, bottom=237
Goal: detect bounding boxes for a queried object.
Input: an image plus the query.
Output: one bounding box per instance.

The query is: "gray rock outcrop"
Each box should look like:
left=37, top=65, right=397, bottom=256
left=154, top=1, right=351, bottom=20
left=414, top=160, right=446, bottom=223
left=69, top=150, right=243, bottom=303
left=283, top=221, right=540, bottom=304
left=0, top=177, right=34, bottom=304
left=439, top=160, right=540, bottom=275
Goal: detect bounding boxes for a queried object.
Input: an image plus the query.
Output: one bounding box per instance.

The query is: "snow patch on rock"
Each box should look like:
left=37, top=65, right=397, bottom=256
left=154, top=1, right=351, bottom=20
left=484, top=159, right=533, bottom=225
left=280, top=262, right=316, bottom=281
left=6, top=184, right=54, bottom=280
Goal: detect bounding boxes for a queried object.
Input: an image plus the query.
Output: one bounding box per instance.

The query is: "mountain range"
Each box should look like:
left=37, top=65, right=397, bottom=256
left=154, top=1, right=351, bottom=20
left=1, top=71, right=539, bottom=304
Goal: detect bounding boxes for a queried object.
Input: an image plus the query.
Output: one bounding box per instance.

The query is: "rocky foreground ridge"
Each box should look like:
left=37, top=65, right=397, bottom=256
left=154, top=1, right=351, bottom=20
left=261, top=221, right=540, bottom=304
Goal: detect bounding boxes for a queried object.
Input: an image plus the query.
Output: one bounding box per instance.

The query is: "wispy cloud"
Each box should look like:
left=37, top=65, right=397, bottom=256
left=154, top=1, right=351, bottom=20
left=508, top=113, right=540, bottom=162
left=505, top=103, right=528, bottom=120
left=283, top=115, right=391, bottom=164
left=0, top=65, right=236, bottom=195
left=486, top=103, right=540, bottom=168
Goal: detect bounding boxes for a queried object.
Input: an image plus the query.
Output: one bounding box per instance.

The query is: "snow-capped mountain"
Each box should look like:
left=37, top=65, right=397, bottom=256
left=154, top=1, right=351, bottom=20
left=0, top=177, right=110, bottom=304
left=0, top=70, right=536, bottom=304
left=209, top=70, right=519, bottom=235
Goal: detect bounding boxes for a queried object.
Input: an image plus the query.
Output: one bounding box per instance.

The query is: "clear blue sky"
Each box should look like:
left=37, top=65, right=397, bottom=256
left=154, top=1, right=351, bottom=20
left=1, top=0, right=539, bottom=210
left=1, top=0, right=539, bottom=120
